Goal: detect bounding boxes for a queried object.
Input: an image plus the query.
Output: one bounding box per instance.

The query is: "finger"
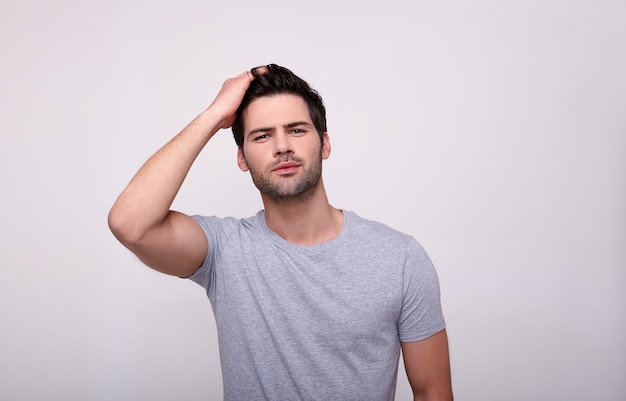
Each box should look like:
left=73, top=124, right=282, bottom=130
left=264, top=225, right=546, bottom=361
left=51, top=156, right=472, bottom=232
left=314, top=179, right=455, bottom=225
left=251, top=65, right=268, bottom=77
left=232, top=70, right=249, bottom=79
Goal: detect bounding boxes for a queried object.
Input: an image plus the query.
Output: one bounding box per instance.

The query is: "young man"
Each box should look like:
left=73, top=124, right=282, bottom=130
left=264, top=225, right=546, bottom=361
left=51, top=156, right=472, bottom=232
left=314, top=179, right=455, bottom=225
left=108, top=64, right=453, bottom=400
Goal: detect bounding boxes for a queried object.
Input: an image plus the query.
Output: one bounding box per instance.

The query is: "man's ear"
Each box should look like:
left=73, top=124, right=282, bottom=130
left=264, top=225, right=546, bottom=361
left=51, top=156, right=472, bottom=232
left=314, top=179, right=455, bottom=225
left=322, top=132, right=331, bottom=160
left=237, top=147, right=249, bottom=172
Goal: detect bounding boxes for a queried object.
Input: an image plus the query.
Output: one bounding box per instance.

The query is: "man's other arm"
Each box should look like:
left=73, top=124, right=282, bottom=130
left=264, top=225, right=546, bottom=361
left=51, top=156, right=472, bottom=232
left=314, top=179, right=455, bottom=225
left=108, top=70, right=256, bottom=277
left=402, top=329, right=453, bottom=401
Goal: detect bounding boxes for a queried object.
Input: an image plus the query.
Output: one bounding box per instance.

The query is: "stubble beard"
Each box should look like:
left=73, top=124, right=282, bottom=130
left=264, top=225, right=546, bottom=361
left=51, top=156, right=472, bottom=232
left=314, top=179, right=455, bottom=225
left=248, top=150, right=323, bottom=203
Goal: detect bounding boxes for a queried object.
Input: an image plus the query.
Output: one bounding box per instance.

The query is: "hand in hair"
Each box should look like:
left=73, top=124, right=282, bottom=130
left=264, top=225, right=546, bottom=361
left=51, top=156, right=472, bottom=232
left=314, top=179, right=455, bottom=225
left=209, top=67, right=268, bottom=130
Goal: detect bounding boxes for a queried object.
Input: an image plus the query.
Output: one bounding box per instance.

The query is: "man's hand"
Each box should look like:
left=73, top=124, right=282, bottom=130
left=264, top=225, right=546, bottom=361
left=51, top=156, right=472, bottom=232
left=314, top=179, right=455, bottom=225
left=210, top=67, right=265, bottom=129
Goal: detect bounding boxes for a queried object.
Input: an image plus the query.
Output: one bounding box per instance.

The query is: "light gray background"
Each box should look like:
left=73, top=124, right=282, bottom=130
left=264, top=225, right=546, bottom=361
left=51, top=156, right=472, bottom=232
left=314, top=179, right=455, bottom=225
left=1, top=0, right=624, bottom=400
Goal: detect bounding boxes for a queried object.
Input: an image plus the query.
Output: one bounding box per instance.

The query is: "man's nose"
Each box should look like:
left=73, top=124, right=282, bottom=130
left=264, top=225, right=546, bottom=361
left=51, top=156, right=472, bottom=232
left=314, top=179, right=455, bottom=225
left=274, top=131, right=293, bottom=155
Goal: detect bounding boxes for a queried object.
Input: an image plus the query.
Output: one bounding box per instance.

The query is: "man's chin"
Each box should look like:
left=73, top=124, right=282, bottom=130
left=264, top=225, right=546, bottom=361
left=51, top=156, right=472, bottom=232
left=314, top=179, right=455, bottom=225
left=260, top=183, right=319, bottom=203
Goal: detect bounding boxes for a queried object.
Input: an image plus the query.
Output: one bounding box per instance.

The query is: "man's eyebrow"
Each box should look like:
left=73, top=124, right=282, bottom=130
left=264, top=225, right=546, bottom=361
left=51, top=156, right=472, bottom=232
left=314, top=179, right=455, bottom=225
left=284, top=121, right=313, bottom=129
left=247, top=121, right=313, bottom=137
left=247, top=126, right=275, bottom=137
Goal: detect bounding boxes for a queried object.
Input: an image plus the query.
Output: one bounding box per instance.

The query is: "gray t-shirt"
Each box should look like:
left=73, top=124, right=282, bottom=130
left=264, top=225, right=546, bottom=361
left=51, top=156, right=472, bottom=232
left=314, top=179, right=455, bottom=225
left=189, top=210, right=445, bottom=401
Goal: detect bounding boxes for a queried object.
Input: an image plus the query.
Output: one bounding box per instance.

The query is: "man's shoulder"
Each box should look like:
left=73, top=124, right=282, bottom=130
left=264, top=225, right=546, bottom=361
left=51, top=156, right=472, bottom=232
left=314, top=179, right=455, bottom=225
left=193, top=211, right=263, bottom=227
left=344, top=210, right=414, bottom=244
left=191, top=211, right=265, bottom=240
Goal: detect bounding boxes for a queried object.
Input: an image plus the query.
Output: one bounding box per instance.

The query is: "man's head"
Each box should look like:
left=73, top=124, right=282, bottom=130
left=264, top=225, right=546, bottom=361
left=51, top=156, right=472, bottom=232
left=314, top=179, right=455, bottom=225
left=232, top=64, right=327, bottom=148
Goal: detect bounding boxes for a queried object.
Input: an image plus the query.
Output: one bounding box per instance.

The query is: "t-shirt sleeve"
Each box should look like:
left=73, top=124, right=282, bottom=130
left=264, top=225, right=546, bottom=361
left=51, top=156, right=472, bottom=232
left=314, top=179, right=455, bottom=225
left=186, top=215, right=238, bottom=291
left=397, top=238, right=446, bottom=342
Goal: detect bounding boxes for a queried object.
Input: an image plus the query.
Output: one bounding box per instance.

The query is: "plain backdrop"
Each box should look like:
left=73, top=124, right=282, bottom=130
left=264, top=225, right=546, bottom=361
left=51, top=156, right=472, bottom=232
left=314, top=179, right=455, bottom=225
left=1, top=0, right=625, bottom=400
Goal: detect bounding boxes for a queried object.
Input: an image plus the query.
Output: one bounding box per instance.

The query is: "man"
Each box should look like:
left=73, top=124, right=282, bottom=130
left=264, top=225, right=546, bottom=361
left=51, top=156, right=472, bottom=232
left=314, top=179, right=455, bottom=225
left=108, top=64, right=453, bottom=400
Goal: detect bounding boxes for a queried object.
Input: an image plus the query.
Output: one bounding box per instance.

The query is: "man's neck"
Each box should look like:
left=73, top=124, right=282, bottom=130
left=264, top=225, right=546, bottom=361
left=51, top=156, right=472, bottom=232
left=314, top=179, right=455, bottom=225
left=261, top=181, right=343, bottom=246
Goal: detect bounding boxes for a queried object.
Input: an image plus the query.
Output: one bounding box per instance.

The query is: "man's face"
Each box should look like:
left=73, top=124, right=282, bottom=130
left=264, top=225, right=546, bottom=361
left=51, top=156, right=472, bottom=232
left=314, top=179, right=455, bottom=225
left=237, top=94, right=331, bottom=201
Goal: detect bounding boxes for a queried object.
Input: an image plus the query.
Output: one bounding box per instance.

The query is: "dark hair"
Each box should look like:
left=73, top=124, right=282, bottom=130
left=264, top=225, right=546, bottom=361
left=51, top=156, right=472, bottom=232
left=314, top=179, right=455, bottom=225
left=232, top=64, right=327, bottom=148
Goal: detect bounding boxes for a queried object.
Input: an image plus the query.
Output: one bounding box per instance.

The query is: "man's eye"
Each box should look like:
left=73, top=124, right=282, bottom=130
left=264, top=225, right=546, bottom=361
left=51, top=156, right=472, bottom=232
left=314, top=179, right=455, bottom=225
left=291, top=129, right=304, bottom=134
left=254, top=134, right=268, bottom=141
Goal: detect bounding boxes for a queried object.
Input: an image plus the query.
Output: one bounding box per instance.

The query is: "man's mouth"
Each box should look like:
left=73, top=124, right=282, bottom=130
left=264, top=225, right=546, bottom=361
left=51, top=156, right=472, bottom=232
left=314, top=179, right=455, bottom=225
left=272, top=161, right=301, bottom=173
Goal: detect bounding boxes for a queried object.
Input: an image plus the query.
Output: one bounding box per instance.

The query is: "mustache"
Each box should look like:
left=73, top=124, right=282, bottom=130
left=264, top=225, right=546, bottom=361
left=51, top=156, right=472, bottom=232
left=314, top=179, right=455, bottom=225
left=274, top=154, right=302, bottom=166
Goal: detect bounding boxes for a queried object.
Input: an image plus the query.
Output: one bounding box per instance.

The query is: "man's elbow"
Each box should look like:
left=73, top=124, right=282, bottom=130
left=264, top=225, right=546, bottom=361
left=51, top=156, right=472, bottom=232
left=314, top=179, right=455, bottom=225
left=107, top=206, right=145, bottom=249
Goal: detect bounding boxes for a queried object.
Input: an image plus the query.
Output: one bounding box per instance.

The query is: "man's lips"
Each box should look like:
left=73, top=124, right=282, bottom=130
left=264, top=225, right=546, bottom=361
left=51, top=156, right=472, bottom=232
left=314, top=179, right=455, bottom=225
left=272, top=161, right=301, bottom=173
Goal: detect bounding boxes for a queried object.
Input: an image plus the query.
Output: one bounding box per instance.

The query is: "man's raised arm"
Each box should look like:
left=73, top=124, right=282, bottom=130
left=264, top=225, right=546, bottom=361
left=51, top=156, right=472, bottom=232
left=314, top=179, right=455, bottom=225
left=108, top=70, right=256, bottom=277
